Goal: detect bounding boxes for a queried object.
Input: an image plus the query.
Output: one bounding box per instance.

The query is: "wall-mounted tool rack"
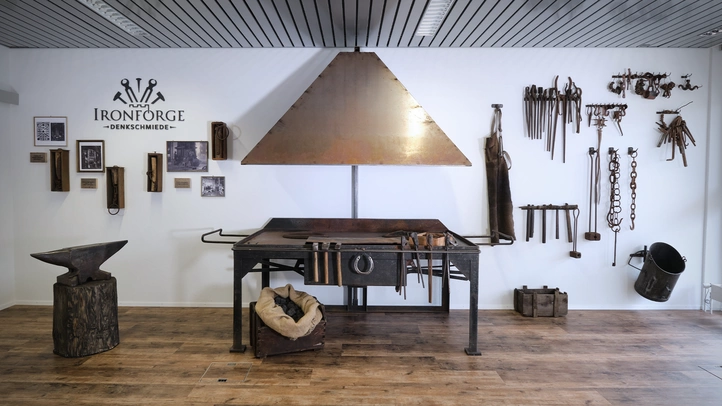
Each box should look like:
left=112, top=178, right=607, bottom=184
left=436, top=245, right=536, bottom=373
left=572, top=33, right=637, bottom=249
left=520, top=204, right=581, bottom=258
left=609, top=70, right=673, bottom=99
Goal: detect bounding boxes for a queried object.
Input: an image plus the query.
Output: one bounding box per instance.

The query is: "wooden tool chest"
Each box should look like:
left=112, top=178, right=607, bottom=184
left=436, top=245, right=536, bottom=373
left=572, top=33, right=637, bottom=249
left=514, top=285, right=568, bottom=317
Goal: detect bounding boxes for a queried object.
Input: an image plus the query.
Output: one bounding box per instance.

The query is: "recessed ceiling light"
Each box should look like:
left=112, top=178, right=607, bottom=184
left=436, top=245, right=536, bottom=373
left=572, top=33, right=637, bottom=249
left=700, top=28, right=722, bottom=36
left=415, top=0, right=454, bottom=37
left=77, top=0, right=149, bottom=37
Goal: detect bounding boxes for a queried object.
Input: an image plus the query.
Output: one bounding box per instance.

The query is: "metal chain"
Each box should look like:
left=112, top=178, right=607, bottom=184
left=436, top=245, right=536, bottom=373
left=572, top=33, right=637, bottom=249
left=607, top=148, right=623, bottom=266
left=629, top=148, right=638, bottom=230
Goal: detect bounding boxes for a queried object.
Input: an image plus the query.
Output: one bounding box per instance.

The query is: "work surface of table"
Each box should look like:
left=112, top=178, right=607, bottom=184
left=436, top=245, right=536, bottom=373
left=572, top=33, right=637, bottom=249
left=231, top=218, right=481, bottom=355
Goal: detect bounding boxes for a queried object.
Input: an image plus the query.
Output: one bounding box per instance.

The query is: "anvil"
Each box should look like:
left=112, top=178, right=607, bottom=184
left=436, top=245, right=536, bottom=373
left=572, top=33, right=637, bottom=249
left=30, top=240, right=128, bottom=286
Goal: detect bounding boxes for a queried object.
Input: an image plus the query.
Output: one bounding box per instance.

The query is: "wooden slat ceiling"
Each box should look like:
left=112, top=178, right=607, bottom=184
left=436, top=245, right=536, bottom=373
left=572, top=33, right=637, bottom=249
left=1, top=0, right=722, bottom=49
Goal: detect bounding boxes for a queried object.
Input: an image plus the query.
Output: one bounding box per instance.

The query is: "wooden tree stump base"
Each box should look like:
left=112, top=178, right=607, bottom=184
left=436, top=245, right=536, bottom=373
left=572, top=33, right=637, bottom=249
left=53, top=277, right=119, bottom=357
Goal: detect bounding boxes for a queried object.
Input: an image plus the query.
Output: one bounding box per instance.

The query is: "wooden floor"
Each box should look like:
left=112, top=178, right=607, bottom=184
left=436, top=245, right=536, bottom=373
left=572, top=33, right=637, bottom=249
left=1, top=306, right=721, bottom=405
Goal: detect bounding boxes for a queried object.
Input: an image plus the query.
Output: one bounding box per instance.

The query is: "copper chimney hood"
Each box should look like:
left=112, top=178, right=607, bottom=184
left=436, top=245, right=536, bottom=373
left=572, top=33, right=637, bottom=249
left=242, top=51, right=471, bottom=166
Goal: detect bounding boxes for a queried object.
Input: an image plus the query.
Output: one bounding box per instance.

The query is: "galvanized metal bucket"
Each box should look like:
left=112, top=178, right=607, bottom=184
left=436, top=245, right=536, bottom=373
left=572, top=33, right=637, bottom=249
left=631, top=242, right=686, bottom=302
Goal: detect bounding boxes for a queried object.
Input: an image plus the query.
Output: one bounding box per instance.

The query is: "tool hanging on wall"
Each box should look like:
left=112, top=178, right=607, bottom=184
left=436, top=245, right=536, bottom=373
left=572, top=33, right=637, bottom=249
left=678, top=74, right=701, bottom=91
left=520, top=204, right=580, bottom=258
left=558, top=77, right=583, bottom=163
left=586, top=103, right=627, bottom=136
left=569, top=208, right=581, bottom=259
left=585, top=147, right=601, bottom=241
left=610, top=70, right=670, bottom=100
left=523, top=76, right=581, bottom=163
left=628, top=148, right=638, bottom=230
left=659, top=77, right=675, bottom=98
left=524, top=85, right=551, bottom=141
left=485, top=104, right=516, bottom=244
left=607, top=148, right=623, bottom=266
left=656, top=102, right=696, bottom=167
left=106, top=166, right=125, bottom=215
left=608, top=69, right=632, bottom=98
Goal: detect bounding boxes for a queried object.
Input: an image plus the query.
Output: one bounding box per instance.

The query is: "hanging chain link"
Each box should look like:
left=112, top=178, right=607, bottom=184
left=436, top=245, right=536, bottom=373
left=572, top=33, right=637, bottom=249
left=629, top=148, right=638, bottom=230
left=607, top=148, right=623, bottom=266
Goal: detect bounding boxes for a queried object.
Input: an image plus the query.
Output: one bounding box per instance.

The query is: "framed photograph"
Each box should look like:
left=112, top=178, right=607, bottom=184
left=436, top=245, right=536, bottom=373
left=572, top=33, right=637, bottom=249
left=201, top=176, right=225, bottom=197
left=166, top=141, right=208, bottom=172
left=77, top=140, right=105, bottom=172
left=34, top=116, right=67, bottom=146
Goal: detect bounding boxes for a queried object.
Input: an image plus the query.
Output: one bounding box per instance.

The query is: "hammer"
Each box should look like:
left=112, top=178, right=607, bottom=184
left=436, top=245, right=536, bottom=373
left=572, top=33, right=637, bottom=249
left=335, top=243, right=342, bottom=287
left=151, top=92, right=165, bottom=104
left=410, top=232, right=423, bottom=287
left=426, top=234, right=434, bottom=303
left=541, top=205, right=547, bottom=243
left=112, top=91, right=127, bottom=104
left=565, top=204, right=573, bottom=243
left=312, top=243, right=319, bottom=283
left=321, top=242, right=329, bottom=285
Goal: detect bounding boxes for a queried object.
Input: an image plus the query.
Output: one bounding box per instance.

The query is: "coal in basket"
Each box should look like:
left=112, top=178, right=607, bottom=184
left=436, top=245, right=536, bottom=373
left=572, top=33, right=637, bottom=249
left=250, top=284, right=326, bottom=358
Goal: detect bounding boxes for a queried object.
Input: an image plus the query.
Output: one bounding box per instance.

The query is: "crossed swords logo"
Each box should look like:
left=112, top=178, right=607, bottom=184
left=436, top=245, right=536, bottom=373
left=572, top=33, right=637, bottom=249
left=113, top=78, right=164, bottom=105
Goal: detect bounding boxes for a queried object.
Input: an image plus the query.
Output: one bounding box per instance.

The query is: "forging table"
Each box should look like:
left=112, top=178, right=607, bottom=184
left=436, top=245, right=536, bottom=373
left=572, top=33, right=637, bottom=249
left=217, top=218, right=482, bottom=355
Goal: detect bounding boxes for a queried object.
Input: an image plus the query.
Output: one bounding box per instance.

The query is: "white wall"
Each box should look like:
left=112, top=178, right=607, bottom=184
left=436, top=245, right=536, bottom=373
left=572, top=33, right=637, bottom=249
left=703, top=46, right=722, bottom=310
left=0, top=44, right=16, bottom=309
left=6, top=47, right=716, bottom=310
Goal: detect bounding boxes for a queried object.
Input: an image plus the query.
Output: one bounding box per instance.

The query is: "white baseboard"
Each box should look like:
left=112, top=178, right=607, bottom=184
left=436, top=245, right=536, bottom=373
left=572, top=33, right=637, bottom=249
left=0, top=301, right=16, bottom=310
left=13, top=300, right=51, bottom=306
left=118, top=301, right=233, bottom=308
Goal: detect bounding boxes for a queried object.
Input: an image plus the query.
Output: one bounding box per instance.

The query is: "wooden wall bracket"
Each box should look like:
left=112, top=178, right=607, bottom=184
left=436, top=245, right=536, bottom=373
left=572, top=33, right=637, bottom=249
left=49, top=148, right=70, bottom=192
left=146, top=153, right=163, bottom=192
left=106, top=166, right=125, bottom=214
left=211, top=121, right=229, bottom=160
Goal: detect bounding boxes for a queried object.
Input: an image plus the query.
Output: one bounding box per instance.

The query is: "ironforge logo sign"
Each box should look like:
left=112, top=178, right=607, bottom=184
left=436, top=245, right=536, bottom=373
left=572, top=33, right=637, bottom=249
left=94, top=78, right=185, bottom=130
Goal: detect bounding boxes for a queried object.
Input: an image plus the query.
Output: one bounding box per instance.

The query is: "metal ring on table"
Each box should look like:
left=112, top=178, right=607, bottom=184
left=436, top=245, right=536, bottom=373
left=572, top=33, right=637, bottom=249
left=351, top=253, right=374, bottom=275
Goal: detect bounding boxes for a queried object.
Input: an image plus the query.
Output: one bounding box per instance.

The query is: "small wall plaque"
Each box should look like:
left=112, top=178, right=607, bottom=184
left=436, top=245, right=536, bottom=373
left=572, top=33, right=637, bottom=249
left=30, top=152, right=47, bottom=163
left=80, top=178, right=98, bottom=189
left=174, top=178, right=191, bottom=188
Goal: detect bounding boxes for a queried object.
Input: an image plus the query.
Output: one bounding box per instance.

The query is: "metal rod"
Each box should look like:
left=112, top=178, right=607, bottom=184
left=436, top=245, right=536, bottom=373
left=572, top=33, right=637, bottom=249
left=352, top=165, right=358, bottom=219
left=201, top=228, right=250, bottom=244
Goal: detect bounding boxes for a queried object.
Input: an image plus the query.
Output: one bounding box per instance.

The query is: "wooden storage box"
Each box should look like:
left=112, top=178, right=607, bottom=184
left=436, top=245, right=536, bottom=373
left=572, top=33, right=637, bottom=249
left=514, top=285, right=568, bottom=317
left=249, top=301, right=326, bottom=358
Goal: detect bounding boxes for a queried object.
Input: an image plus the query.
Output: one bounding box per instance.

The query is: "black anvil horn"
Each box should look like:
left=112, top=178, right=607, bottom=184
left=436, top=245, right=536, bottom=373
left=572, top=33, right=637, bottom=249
left=30, top=240, right=128, bottom=286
